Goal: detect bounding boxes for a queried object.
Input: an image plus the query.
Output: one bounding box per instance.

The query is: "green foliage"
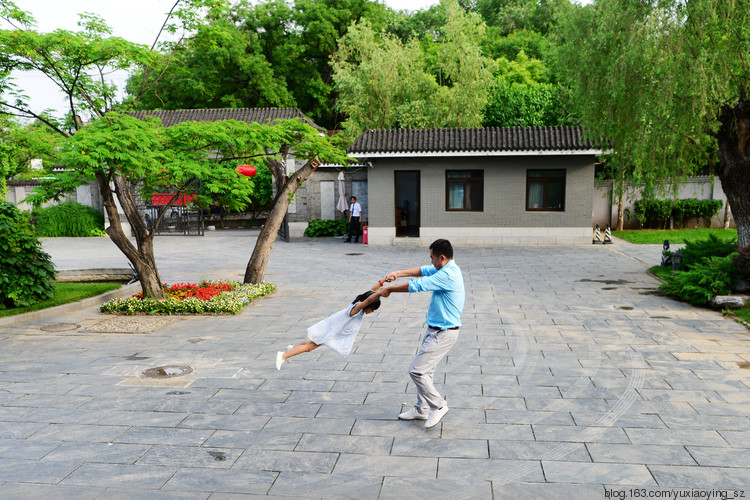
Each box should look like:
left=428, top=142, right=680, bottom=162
left=130, top=0, right=389, bottom=130
left=659, top=255, right=735, bottom=306
left=0, top=281, right=122, bottom=318
left=0, top=200, right=56, bottom=308
left=304, top=219, right=347, bottom=237
left=0, top=2, right=157, bottom=134
left=100, top=281, right=276, bottom=315
left=633, top=199, right=724, bottom=229
left=333, top=0, right=495, bottom=140
left=613, top=228, right=737, bottom=245
left=483, top=79, right=573, bottom=127
left=33, top=201, right=104, bottom=237
left=26, top=113, right=350, bottom=218
left=678, top=234, right=738, bottom=271
left=552, top=0, right=750, bottom=247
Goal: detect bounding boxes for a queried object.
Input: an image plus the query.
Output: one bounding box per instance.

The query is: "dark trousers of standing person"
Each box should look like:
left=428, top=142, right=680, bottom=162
left=346, top=216, right=360, bottom=243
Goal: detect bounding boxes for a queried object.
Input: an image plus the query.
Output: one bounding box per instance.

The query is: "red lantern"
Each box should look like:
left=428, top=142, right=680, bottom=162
left=236, top=164, right=257, bottom=177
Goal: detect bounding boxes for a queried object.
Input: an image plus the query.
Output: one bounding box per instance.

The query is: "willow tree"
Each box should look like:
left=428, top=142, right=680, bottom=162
left=332, top=0, right=495, bottom=139
left=554, top=0, right=750, bottom=245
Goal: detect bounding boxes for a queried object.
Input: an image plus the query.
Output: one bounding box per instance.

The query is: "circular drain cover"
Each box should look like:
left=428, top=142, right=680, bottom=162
left=141, top=365, right=193, bottom=379
left=41, top=323, right=80, bottom=332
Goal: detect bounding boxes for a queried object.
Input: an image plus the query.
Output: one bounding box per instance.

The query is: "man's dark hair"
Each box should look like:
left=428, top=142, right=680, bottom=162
left=429, top=239, right=453, bottom=260
left=351, top=196, right=357, bottom=201
left=352, top=290, right=381, bottom=311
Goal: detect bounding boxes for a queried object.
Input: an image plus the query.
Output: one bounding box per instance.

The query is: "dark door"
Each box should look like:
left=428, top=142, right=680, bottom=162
left=394, top=171, right=420, bottom=237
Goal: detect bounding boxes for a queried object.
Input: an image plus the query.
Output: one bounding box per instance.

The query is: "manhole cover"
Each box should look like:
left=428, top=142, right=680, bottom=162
left=141, top=365, right=193, bottom=379
left=40, top=323, right=80, bottom=332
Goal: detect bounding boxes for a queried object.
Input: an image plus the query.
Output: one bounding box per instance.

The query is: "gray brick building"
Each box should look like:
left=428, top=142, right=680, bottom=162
left=348, top=127, right=603, bottom=245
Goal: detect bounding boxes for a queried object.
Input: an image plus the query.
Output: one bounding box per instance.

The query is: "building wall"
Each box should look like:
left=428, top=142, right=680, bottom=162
left=367, top=155, right=596, bottom=245
left=593, top=176, right=734, bottom=229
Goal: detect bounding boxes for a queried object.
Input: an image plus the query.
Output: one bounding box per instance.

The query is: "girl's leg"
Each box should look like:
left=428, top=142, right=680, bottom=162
left=283, top=340, right=319, bottom=361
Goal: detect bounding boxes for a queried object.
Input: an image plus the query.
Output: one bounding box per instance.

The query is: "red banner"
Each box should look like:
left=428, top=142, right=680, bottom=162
left=150, top=193, right=196, bottom=206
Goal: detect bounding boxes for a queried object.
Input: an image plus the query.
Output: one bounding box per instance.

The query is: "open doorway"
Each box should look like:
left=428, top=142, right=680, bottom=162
left=394, top=171, right=420, bottom=237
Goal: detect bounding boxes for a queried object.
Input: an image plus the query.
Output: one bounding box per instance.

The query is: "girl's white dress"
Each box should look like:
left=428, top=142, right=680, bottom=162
left=306, top=304, right=364, bottom=357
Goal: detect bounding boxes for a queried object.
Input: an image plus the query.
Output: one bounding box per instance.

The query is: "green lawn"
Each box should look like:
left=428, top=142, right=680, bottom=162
left=613, top=228, right=737, bottom=244
left=0, top=282, right=124, bottom=318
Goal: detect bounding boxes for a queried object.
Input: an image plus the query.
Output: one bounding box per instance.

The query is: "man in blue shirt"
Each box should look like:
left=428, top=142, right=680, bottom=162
left=380, top=239, right=465, bottom=428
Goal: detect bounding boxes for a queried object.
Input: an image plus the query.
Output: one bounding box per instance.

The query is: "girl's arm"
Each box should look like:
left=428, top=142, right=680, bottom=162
left=350, top=283, right=383, bottom=316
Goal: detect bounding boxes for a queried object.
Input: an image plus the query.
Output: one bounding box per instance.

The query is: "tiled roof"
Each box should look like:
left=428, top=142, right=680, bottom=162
left=130, top=107, right=325, bottom=132
left=348, top=126, right=599, bottom=155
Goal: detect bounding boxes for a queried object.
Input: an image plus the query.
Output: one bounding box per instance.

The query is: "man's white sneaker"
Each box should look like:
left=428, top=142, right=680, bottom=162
left=275, top=351, right=285, bottom=370
left=398, top=407, right=428, bottom=420
left=425, top=405, right=449, bottom=428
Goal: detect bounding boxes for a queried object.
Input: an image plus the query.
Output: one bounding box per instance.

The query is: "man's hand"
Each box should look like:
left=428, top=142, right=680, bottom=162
left=379, top=287, right=392, bottom=298
left=385, top=272, right=398, bottom=282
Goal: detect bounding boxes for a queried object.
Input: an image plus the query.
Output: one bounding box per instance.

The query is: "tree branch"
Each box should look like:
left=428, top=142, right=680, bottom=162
left=0, top=102, right=68, bottom=137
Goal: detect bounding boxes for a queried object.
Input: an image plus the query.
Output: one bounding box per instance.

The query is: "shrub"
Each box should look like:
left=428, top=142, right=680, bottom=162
left=304, top=219, right=348, bottom=237
left=696, top=199, right=723, bottom=227
left=34, top=201, right=105, bottom=237
left=0, top=200, right=56, bottom=308
left=678, top=234, right=738, bottom=271
left=633, top=198, right=724, bottom=229
left=660, top=255, right=735, bottom=306
left=634, top=199, right=674, bottom=228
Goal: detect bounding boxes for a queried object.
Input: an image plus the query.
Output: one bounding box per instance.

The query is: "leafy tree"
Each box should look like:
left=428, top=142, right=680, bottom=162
left=483, top=79, right=572, bottom=127
left=0, top=116, right=61, bottom=194
left=131, top=0, right=389, bottom=130
left=129, top=11, right=295, bottom=110
left=482, top=28, right=550, bottom=62
left=476, top=0, right=572, bottom=36
left=1, top=1, right=351, bottom=297
left=332, top=20, right=439, bottom=138
left=554, top=0, right=750, bottom=247
left=333, top=0, right=495, bottom=139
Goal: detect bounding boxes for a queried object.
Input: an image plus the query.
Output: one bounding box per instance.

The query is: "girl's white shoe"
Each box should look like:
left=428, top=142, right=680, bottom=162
left=275, top=345, right=294, bottom=370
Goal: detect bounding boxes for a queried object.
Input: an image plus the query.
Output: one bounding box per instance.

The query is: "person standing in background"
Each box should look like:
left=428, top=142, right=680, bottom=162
left=346, top=196, right=362, bottom=243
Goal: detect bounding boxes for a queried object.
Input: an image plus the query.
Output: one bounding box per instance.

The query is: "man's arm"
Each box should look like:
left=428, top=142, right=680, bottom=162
left=385, top=267, right=422, bottom=283
left=379, top=266, right=423, bottom=297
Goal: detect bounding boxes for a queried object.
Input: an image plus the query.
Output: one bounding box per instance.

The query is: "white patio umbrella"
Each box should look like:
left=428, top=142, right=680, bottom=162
left=336, top=171, right=349, bottom=213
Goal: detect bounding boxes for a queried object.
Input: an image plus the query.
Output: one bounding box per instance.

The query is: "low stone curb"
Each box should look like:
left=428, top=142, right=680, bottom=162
left=0, top=282, right=141, bottom=327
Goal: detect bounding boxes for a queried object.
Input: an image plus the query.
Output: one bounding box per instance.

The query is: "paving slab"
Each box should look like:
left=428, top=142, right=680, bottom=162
left=0, top=232, right=747, bottom=498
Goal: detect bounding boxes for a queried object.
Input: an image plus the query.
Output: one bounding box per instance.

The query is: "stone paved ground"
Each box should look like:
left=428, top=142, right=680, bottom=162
left=0, top=232, right=748, bottom=499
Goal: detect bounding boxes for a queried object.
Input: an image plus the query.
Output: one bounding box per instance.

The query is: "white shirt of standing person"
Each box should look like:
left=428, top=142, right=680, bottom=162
left=350, top=202, right=362, bottom=218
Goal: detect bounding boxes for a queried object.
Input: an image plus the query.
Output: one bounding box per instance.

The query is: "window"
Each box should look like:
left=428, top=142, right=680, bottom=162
left=526, top=169, right=565, bottom=211
left=446, top=170, right=483, bottom=211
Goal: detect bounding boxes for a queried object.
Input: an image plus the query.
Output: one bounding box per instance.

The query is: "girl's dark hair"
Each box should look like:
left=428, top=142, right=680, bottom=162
left=352, top=290, right=381, bottom=311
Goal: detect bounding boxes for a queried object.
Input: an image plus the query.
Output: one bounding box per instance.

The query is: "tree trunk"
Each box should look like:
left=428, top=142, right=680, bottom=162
left=243, top=159, right=319, bottom=284
left=97, top=172, right=166, bottom=299
left=716, top=99, right=750, bottom=249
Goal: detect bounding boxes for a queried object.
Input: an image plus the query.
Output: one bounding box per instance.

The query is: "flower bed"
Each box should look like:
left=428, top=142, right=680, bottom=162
left=100, top=281, right=276, bottom=315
